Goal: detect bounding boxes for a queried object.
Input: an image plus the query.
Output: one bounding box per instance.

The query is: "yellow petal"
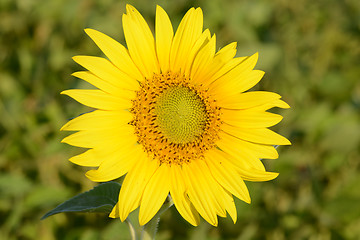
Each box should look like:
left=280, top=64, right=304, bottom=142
left=250, top=99, right=291, bottom=111
left=139, top=164, right=170, bottom=225
left=238, top=168, right=279, bottom=182
left=217, top=91, right=281, bottom=109
left=221, top=109, right=283, bottom=128
left=183, top=160, right=220, bottom=226
left=62, top=125, right=135, bottom=148
left=220, top=189, right=237, bottom=223
left=205, top=56, right=246, bottom=85
left=192, top=42, right=237, bottom=86
left=235, top=69, right=265, bottom=94
left=194, top=163, right=228, bottom=218
left=210, top=53, right=259, bottom=88
left=207, top=183, right=238, bottom=222
left=72, top=56, right=139, bottom=91
left=69, top=132, right=137, bottom=167
left=169, top=165, right=200, bottom=226
left=123, top=5, right=159, bottom=78
left=86, top=144, right=142, bottom=182
left=155, top=5, right=173, bottom=72
left=91, top=127, right=136, bottom=151
left=206, top=150, right=251, bottom=203
left=61, top=110, right=132, bottom=131
left=170, top=7, right=203, bottom=73
left=183, top=29, right=211, bottom=76
left=61, top=89, right=132, bottom=110
left=109, top=202, right=121, bottom=218
left=221, top=124, right=291, bottom=146
left=209, top=149, right=279, bottom=182
left=190, top=34, right=216, bottom=81
left=207, top=179, right=228, bottom=218
left=218, top=131, right=279, bottom=160
left=273, top=99, right=290, bottom=109
left=216, top=133, right=266, bottom=171
left=118, top=157, right=159, bottom=221
left=209, top=53, right=262, bottom=98
left=69, top=149, right=103, bottom=167
left=84, top=28, right=143, bottom=81
left=72, top=71, right=119, bottom=97
left=216, top=42, right=237, bottom=56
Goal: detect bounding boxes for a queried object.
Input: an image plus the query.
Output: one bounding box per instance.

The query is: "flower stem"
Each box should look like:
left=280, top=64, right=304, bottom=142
left=125, top=195, right=174, bottom=240
left=141, top=196, right=173, bottom=240
left=140, top=216, right=160, bottom=240
left=125, top=208, right=142, bottom=240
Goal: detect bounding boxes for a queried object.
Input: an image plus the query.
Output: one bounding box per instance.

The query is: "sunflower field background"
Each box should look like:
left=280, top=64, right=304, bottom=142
left=1, top=0, right=359, bottom=239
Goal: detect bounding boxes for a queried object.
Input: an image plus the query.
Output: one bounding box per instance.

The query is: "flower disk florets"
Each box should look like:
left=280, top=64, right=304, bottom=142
left=130, top=72, right=222, bottom=165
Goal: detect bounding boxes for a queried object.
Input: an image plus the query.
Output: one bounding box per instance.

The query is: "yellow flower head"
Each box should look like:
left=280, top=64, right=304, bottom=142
left=61, top=5, right=291, bottom=226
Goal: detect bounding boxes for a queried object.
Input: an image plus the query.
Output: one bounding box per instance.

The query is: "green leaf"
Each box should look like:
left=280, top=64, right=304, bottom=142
left=41, top=181, right=121, bottom=220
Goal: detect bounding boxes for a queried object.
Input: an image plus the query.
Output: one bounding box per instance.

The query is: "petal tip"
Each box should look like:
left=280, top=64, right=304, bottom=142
left=120, top=214, right=128, bottom=223
left=250, top=52, right=259, bottom=63
left=267, top=172, right=280, bottom=181
left=72, top=56, right=82, bottom=63
left=280, top=137, right=292, bottom=145
left=60, top=124, right=67, bottom=131
left=282, top=101, right=291, bottom=109
left=109, top=203, right=121, bottom=219
left=138, top=216, right=148, bottom=226
left=85, top=170, right=105, bottom=182
left=125, top=4, right=136, bottom=13
left=84, top=28, right=98, bottom=37
left=84, top=170, right=94, bottom=179
left=156, top=5, right=163, bottom=11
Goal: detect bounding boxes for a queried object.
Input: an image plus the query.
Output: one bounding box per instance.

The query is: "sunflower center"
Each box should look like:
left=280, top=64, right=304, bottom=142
left=130, top=72, right=222, bottom=166
left=155, top=86, right=206, bottom=144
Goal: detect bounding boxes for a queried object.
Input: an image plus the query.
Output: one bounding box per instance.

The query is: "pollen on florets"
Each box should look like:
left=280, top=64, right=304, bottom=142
left=130, top=72, right=222, bottom=165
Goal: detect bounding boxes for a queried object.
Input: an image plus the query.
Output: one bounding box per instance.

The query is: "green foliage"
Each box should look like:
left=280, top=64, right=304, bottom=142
left=41, top=182, right=120, bottom=220
left=1, top=0, right=359, bottom=239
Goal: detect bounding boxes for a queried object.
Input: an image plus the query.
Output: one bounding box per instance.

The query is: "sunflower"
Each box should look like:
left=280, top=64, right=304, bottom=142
left=61, top=5, right=290, bottom=226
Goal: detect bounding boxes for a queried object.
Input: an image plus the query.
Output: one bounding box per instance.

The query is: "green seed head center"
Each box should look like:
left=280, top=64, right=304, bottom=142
left=155, top=86, right=207, bottom=144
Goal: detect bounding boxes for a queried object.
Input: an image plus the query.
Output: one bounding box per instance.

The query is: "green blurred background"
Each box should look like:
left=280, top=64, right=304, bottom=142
left=1, top=0, right=359, bottom=239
